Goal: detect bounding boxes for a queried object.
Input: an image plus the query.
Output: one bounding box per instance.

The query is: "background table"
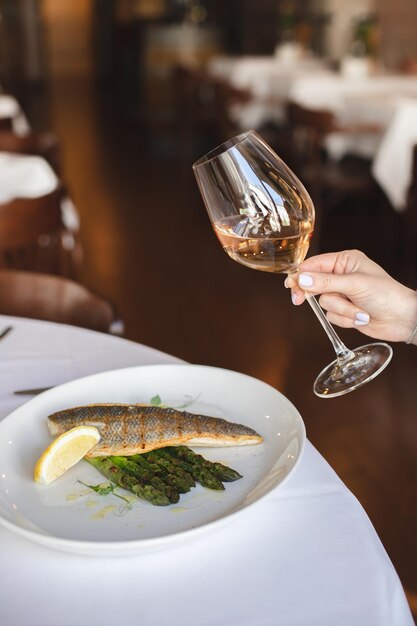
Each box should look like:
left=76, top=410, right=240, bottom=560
left=207, top=54, right=331, bottom=128
left=0, top=316, right=413, bottom=626
left=206, top=61, right=417, bottom=211
left=0, top=94, right=31, bottom=134
left=289, top=74, right=417, bottom=210
left=289, top=73, right=417, bottom=165
left=372, top=99, right=417, bottom=210
left=0, top=151, right=79, bottom=232
left=289, top=74, right=417, bottom=124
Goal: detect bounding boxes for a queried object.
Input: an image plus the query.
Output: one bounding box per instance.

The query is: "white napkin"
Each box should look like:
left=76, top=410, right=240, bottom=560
left=372, top=98, right=417, bottom=211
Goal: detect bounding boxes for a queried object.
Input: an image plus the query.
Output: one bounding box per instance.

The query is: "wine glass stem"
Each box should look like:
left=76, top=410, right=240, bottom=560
left=305, top=294, right=355, bottom=365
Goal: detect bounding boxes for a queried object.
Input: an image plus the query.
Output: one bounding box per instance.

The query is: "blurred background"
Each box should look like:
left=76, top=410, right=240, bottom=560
left=0, top=0, right=416, bottom=616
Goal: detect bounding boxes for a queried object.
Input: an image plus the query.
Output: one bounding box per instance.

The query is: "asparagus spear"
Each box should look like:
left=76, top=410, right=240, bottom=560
left=85, top=457, right=171, bottom=506
left=167, top=446, right=243, bottom=482
left=146, top=451, right=196, bottom=489
left=154, top=449, right=225, bottom=491
left=131, top=453, right=193, bottom=494
left=109, top=456, right=179, bottom=503
left=86, top=445, right=241, bottom=506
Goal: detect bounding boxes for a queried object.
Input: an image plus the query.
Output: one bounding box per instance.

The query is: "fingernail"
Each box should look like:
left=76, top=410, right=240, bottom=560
left=291, top=292, right=298, bottom=305
left=284, top=276, right=289, bottom=288
left=354, top=312, right=370, bottom=326
left=299, top=273, right=314, bottom=288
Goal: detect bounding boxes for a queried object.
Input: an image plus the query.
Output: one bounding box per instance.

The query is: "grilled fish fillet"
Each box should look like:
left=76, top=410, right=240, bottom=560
left=47, top=404, right=263, bottom=456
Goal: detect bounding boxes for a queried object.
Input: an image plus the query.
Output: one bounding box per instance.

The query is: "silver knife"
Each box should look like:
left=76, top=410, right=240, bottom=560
left=0, top=326, right=13, bottom=341
left=14, top=386, right=53, bottom=396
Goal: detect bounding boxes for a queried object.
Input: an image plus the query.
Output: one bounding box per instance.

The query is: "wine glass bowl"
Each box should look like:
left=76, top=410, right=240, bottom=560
left=193, top=130, right=315, bottom=275
left=193, top=130, right=392, bottom=398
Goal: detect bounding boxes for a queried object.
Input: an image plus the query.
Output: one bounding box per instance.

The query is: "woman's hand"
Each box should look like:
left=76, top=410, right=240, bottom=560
left=285, top=250, right=417, bottom=343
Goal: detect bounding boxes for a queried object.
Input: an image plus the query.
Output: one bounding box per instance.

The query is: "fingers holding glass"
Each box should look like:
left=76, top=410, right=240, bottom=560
left=318, top=294, right=370, bottom=328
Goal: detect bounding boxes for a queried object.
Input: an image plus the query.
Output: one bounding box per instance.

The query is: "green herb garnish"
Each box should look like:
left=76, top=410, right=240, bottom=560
left=78, top=480, right=133, bottom=509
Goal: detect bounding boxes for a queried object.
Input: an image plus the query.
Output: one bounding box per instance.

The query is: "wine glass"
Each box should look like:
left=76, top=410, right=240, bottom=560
left=192, top=130, right=392, bottom=398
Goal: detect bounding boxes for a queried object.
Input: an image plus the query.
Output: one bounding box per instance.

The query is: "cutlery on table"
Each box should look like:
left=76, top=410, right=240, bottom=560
left=14, top=386, right=53, bottom=396
left=0, top=326, right=13, bottom=341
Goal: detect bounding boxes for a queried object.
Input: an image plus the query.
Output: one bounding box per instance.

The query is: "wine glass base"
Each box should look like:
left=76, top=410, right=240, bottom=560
left=313, top=342, right=393, bottom=398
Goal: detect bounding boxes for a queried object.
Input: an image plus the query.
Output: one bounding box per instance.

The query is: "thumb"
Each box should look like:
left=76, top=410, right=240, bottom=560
left=297, top=270, right=364, bottom=297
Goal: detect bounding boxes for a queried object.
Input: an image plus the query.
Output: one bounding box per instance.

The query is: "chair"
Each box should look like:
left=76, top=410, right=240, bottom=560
left=286, top=101, right=379, bottom=250
left=211, top=78, right=252, bottom=143
left=0, top=187, right=81, bottom=278
left=0, top=131, right=61, bottom=174
left=0, top=118, right=13, bottom=131
left=0, top=269, right=123, bottom=334
left=286, top=101, right=380, bottom=179
left=402, top=58, right=417, bottom=75
left=173, top=64, right=251, bottom=159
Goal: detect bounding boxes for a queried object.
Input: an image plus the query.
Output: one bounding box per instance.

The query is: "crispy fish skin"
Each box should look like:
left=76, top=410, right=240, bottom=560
left=47, top=403, right=263, bottom=456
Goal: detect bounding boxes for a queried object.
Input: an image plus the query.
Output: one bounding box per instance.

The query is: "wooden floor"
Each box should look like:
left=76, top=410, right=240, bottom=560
left=24, top=76, right=417, bottom=611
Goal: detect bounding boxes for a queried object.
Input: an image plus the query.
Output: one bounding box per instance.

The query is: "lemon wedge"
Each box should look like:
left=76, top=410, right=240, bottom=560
left=34, top=426, right=100, bottom=484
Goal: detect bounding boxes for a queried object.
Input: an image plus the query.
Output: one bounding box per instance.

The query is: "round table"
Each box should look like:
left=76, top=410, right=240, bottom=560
left=0, top=316, right=412, bottom=626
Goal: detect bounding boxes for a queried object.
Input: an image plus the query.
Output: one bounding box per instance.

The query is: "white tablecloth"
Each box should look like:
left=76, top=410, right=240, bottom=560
left=207, top=55, right=332, bottom=129
left=288, top=73, right=417, bottom=165
left=289, top=75, right=417, bottom=209
left=372, top=99, right=417, bottom=210
left=0, top=316, right=412, bottom=625
left=206, top=61, right=417, bottom=207
left=289, top=74, right=417, bottom=125
left=211, top=65, right=417, bottom=211
left=0, top=152, right=80, bottom=231
left=0, top=94, right=31, bottom=134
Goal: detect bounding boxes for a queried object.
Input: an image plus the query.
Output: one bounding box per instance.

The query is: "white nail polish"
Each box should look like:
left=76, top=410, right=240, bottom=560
left=291, top=292, right=298, bottom=305
left=299, top=273, right=314, bottom=288
left=355, top=312, right=370, bottom=325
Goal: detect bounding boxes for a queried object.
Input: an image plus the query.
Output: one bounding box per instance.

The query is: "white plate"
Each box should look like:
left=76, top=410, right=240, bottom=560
left=0, top=364, right=305, bottom=556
